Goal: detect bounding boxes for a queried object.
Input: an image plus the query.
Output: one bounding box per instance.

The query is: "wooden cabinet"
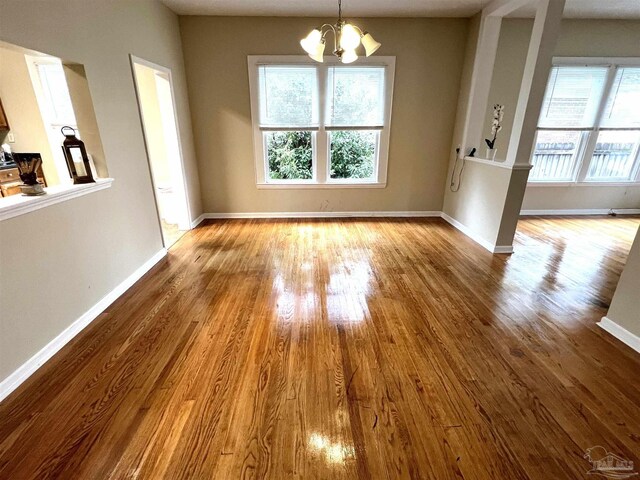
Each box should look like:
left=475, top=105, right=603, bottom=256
left=0, top=168, right=21, bottom=197
left=0, top=167, right=19, bottom=183
left=0, top=98, right=9, bottom=131
left=0, top=168, right=22, bottom=197
left=0, top=166, right=47, bottom=197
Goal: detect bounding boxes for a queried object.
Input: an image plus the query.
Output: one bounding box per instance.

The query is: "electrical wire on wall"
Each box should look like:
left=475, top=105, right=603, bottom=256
left=449, top=147, right=465, bottom=192
left=449, top=147, right=476, bottom=192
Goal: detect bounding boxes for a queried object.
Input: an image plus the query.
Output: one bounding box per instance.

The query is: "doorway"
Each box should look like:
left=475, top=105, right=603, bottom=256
left=130, top=56, right=191, bottom=248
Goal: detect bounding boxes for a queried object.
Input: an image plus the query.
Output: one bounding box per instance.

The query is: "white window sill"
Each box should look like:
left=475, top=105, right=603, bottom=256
left=0, top=178, right=114, bottom=222
left=463, top=156, right=533, bottom=171
left=257, top=182, right=387, bottom=189
left=527, top=181, right=640, bottom=187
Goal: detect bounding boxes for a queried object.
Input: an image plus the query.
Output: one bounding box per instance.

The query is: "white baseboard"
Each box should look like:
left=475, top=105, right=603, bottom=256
left=200, top=211, right=515, bottom=253
left=440, top=212, right=513, bottom=254
left=191, top=213, right=206, bottom=228
left=597, top=317, right=640, bottom=354
left=521, top=208, right=640, bottom=216
left=0, top=248, right=167, bottom=403
left=194, top=210, right=514, bottom=254
left=200, top=211, right=442, bottom=219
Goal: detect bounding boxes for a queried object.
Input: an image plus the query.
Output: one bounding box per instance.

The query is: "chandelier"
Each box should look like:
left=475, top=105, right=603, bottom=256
left=299, top=0, right=381, bottom=64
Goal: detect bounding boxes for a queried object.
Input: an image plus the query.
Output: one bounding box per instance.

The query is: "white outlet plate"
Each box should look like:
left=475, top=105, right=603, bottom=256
left=7, top=132, right=15, bottom=143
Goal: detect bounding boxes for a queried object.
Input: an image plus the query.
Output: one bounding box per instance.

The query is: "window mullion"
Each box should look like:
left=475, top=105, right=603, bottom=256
left=630, top=135, right=640, bottom=182
left=316, top=65, right=328, bottom=184
left=578, top=65, right=618, bottom=181
left=591, top=65, right=618, bottom=128
left=576, top=130, right=597, bottom=182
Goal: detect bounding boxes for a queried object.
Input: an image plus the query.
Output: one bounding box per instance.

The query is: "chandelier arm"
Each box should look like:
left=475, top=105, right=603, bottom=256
left=320, top=23, right=338, bottom=52
left=320, top=23, right=336, bottom=36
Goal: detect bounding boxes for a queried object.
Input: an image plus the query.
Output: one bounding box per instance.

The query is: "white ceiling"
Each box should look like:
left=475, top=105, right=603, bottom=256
left=161, top=0, right=640, bottom=19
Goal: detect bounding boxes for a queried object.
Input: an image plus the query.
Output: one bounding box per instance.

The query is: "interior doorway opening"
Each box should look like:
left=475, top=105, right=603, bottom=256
left=131, top=56, right=191, bottom=248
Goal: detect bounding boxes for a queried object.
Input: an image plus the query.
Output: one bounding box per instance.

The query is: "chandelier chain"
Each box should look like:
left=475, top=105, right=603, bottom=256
left=299, top=0, right=380, bottom=63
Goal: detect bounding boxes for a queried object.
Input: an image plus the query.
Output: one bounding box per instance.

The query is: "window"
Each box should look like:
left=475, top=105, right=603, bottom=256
left=530, top=62, right=640, bottom=184
left=34, top=63, right=78, bottom=129
left=248, top=56, right=395, bottom=187
left=26, top=56, right=79, bottom=186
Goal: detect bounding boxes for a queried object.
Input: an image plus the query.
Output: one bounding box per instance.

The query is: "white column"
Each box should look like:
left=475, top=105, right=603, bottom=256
left=460, top=13, right=502, bottom=156
left=506, top=0, right=566, bottom=166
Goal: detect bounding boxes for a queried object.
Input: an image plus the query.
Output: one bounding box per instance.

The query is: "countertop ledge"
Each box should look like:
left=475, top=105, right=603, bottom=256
left=0, top=178, right=114, bottom=222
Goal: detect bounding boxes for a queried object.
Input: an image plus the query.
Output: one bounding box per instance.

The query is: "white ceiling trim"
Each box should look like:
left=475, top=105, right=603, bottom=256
left=160, top=0, right=640, bottom=19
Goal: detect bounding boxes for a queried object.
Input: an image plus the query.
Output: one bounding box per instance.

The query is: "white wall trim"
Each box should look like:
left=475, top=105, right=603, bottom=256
left=0, top=178, right=114, bottom=222
left=598, top=317, right=640, bottom=354
left=554, top=56, right=640, bottom=66
left=256, top=182, right=387, bottom=189
left=463, top=156, right=534, bottom=171
left=191, top=213, right=206, bottom=228
left=528, top=181, right=640, bottom=187
left=0, top=248, right=167, bottom=403
left=464, top=156, right=514, bottom=170
left=440, top=212, right=512, bottom=254
left=521, top=208, right=640, bottom=216
left=200, top=211, right=442, bottom=219
left=130, top=55, right=193, bottom=232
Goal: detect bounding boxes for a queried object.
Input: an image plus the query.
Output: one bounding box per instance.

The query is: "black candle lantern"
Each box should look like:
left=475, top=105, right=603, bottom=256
left=61, top=126, right=94, bottom=184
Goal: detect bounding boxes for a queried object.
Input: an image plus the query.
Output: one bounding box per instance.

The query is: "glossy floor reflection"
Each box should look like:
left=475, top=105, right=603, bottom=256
left=0, top=216, right=639, bottom=479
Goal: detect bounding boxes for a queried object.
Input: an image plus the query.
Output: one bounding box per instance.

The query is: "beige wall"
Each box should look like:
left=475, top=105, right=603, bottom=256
left=134, top=63, right=172, bottom=186
left=0, top=47, right=60, bottom=185
left=485, top=19, right=640, bottom=212
left=607, top=226, right=640, bottom=338
left=64, top=63, right=108, bottom=178
left=180, top=16, right=468, bottom=213
left=0, top=0, right=201, bottom=383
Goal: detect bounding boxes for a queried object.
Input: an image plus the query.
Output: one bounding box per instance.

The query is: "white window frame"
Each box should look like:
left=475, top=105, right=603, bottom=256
left=247, top=55, right=395, bottom=189
left=529, top=57, right=640, bottom=187
left=25, top=55, right=78, bottom=186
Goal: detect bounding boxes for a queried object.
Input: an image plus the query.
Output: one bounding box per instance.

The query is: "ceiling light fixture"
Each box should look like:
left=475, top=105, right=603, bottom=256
left=299, top=0, right=381, bottom=64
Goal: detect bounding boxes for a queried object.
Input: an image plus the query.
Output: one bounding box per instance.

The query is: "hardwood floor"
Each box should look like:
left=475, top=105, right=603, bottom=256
left=1, top=216, right=639, bottom=479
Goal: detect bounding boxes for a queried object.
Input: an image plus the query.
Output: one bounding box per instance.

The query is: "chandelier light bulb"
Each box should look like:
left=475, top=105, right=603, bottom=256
left=300, top=28, right=322, bottom=55
left=341, top=49, right=358, bottom=64
left=340, top=24, right=361, bottom=51
left=361, top=32, right=381, bottom=57
left=308, top=41, right=326, bottom=62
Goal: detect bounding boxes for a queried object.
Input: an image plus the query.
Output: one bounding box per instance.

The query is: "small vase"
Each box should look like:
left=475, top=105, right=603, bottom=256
left=486, top=148, right=497, bottom=161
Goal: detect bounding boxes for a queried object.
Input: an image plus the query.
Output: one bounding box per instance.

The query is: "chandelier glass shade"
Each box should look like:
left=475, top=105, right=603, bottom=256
left=299, top=0, right=381, bottom=64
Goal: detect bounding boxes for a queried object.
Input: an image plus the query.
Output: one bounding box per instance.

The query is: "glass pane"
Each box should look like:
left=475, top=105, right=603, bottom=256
left=258, top=66, right=317, bottom=127
left=538, top=66, right=608, bottom=128
left=529, top=130, right=583, bottom=181
left=330, top=131, right=377, bottom=180
left=601, top=67, right=640, bottom=128
left=37, top=63, right=77, bottom=125
left=265, top=131, right=313, bottom=180
left=586, top=130, right=640, bottom=181
left=327, top=67, right=385, bottom=127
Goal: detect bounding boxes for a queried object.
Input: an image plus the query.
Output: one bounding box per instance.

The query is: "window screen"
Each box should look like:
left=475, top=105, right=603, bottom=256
left=537, top=66, right=608, bottom=129
left=326, top=67, right=385, bottom=128
left=258, top=66, right=318, bottom=128
left=600, top=67, right=640, bottom=128
left=36, top=63, right=77, bottom=126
